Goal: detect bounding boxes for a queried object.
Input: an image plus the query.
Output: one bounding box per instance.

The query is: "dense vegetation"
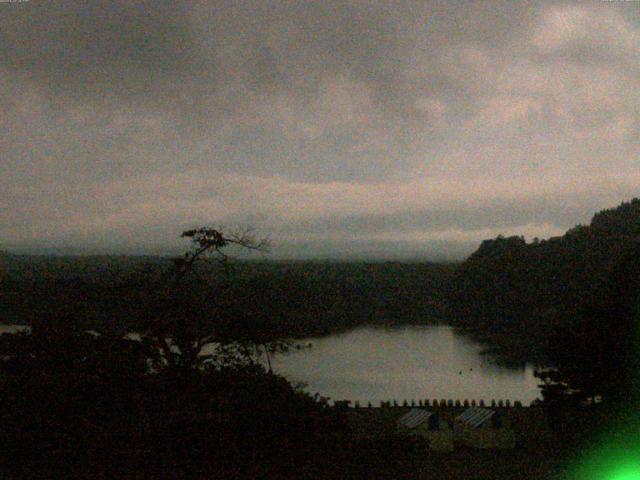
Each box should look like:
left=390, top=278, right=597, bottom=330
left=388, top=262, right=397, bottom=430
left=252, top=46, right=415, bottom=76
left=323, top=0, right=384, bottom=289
left=447, top=198, right=640, bottom=364
left=0, top=256, right=454, bottom=337
left=0, top=332, right=347, bottom=478
left=0, top=228, right=351, bottom=478
left=536, top=241, right=640, bottom=406
left=447, top=199, right=640, bottom=465
left=2, top=198, right=638, bottom=367
left=1, top=200, right=639, bottom=477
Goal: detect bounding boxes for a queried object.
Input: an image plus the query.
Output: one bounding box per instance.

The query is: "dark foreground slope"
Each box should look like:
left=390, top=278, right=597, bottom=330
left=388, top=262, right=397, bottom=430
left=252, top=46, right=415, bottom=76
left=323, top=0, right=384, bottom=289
left=448, top=198, right=640, bottom=364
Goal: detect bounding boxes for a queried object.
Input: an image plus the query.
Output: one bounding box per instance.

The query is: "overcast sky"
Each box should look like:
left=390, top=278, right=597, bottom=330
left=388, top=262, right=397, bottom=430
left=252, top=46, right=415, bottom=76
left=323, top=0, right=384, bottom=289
left=1, top=1, right=639, bottom=259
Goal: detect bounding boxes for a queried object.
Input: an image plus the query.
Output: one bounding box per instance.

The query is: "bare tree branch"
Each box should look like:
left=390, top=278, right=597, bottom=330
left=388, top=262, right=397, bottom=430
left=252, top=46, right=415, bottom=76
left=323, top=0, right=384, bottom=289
left=143, top=226, right=271, bottom=369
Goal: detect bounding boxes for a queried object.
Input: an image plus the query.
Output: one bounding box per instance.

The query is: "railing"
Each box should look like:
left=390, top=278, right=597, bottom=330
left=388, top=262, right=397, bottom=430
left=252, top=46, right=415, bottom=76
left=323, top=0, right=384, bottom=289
left=335, top=398, right=530, bottom=408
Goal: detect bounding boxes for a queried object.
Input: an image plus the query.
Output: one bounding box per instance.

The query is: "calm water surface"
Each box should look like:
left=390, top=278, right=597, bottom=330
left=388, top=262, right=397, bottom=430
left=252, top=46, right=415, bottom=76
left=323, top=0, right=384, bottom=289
left=273, top=325, right=541, bottom=405
left=0, top=324, right=541, bottom=405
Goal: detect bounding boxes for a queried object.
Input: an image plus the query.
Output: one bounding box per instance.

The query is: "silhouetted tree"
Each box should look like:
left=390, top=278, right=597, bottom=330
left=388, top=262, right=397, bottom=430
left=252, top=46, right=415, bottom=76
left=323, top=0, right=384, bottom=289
left=140, top=226, right=277, bottom=370
left=0, top=227, right=348, bottom=478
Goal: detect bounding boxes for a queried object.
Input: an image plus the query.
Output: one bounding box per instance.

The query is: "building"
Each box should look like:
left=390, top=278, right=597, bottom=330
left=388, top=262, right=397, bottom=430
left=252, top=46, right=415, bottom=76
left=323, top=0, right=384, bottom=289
left=453, top=407, right=516, bottom=449
left=396, top=409, right=454, bottom=452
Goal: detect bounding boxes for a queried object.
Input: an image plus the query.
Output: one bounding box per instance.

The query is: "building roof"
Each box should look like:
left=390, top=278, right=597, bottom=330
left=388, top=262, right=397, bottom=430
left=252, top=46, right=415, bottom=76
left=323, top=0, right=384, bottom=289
left=398, top=409, right=432, bottom=429
left=456, top=407, right=495, bottom=428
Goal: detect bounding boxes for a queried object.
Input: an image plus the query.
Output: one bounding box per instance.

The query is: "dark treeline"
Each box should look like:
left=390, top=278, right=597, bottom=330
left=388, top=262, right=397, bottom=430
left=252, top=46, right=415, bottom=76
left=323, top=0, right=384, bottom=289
left=0, top=256, right=454, bottom=337
left=536, top=239, right=640, bottom=405
left=447, top=198, right=640, bottom=364
left=1, top=200, right=639, bottom=477
left=0, top=333, right=348, bottom=478
left=529, top=238, right=640, bottom=465
left=0, top=229, right=354, bottom=479
left=447, top=199, right=640, bottom=462
left=3, top=198, right=639, bottom=365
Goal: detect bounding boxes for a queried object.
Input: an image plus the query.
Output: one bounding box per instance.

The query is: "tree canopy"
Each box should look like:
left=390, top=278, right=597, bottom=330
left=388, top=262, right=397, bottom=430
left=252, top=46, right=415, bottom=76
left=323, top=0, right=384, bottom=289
left=0, top=227, right=346, bottom=478
left=448, top=198, right=640, bottom=365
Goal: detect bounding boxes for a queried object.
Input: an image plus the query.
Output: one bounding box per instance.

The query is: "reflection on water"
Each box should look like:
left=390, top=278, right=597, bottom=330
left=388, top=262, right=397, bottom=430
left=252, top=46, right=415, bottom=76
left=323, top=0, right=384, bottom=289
left=273, top=325, right=541, bottom=405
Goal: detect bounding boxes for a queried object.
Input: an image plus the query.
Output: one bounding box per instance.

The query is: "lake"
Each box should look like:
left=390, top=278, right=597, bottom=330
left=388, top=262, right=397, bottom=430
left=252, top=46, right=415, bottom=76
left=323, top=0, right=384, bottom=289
left=272, top=325, right=541, bottom=406
left=0, top=323, right=541, bottom=405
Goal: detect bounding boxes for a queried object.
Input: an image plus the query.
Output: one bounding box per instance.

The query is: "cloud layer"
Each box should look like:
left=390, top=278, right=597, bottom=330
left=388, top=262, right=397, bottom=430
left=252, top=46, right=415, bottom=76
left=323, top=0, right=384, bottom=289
left=2, top=1, right=639, bottom=258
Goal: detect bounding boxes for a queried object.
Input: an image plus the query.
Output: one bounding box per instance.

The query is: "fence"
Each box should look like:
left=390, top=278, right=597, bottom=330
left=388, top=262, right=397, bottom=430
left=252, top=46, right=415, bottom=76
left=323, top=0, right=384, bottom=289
left=338, top=398, right=529, bottom=408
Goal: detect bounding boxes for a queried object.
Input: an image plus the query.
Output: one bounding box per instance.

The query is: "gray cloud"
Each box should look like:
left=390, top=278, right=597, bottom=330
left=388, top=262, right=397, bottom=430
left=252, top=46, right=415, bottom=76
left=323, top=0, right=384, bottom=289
left=1, top=1, right=639, bottom=258
left=273, top=197, right=590, bottom=238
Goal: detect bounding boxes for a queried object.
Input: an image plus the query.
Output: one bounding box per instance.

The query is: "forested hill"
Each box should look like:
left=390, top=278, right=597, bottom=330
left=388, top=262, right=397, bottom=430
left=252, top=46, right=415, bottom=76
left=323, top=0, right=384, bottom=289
left=3, top=198, right=638, bottom=356
left=448, top=198, right=640, bottom=364
left=0, top=255, right=454, bottom=337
